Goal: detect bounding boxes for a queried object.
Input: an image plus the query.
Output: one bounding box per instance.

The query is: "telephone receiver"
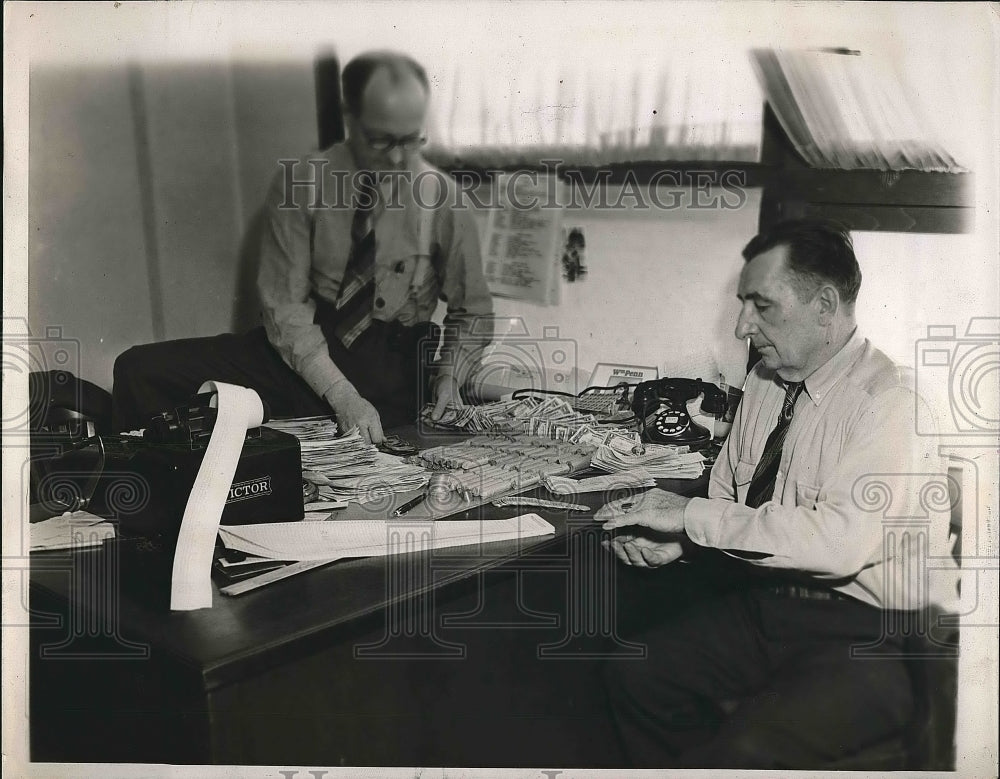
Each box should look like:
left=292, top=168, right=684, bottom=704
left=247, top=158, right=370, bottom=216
left=630, top=377, right=727, bottom=448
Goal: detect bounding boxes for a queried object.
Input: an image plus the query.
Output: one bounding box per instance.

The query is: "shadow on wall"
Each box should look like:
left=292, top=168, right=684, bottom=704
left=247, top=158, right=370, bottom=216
left=28, top=60, right=318, bottom=389
left=232, top=208, right=267, bottom=334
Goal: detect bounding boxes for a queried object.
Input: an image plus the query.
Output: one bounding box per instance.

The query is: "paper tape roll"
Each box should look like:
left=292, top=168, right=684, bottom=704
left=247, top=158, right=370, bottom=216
left=170, top=381, right=264, bottom=611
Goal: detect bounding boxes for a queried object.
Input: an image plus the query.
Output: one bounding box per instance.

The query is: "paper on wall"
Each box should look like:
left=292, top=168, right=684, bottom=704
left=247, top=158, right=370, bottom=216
left=482, top=174, right=565, bottom=305
left=170, top=381, right=264, bottom=611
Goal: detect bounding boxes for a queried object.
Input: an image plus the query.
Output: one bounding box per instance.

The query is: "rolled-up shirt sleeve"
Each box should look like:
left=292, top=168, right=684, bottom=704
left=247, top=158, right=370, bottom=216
left=257, top=169, right=346, bottom=399
left=434, top=199, right=494, bottom=385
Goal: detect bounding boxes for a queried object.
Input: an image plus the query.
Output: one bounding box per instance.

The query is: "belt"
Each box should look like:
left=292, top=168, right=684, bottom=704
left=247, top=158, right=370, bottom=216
left=764, top=583, right=852, bottom=602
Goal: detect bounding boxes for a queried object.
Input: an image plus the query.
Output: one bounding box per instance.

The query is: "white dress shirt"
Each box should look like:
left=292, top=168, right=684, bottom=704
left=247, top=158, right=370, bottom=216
left=685, top=331, right=960, bottom=611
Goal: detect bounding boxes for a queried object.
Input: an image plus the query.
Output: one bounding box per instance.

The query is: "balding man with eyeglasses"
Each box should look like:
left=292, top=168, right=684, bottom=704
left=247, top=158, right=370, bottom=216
left=113, top=51, right=493, bottom=442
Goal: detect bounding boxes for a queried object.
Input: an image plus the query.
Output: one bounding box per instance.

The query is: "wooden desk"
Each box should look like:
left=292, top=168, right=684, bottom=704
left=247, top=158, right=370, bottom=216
left=30, top=429, right=721, bottom=766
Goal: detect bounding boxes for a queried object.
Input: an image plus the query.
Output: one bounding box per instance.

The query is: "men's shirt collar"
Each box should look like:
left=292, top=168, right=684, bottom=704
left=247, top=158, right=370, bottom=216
left=801, top=328, right=864, bottom=406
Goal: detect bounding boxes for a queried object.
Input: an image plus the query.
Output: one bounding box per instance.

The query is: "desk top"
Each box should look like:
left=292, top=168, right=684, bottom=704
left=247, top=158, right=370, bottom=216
left=30, top=426, right=709, bottom=691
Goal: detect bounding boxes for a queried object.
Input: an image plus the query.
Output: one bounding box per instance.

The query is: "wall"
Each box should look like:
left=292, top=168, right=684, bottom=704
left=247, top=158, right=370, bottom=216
left=29, top=58, right=997, bottom=398
left=466, top=187, right=760, bottom=391
left=27, top=19, right=998, bottom=397
left=28, top=58, right=763, bottom=393
left=28, top=60, right=317, bottom=389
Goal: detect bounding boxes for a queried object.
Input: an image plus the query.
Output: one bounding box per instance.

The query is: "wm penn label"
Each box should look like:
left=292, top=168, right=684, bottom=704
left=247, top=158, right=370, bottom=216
left=226, top=475, right=272, bottom=504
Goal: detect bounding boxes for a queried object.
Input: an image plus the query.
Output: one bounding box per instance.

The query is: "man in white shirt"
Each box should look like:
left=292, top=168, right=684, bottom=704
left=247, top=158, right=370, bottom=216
left=597, top=220, right=959, bottom=768
left=112, top=52, right=492, bottom=442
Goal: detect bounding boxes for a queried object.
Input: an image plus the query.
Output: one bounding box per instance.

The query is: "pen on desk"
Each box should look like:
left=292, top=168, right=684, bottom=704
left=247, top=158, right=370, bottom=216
left=393, top=493, right=427, bottom=517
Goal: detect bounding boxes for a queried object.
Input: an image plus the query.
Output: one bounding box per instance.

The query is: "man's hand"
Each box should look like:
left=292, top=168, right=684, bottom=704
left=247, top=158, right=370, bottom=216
left=431, top=375, right=462, bottom=421
left=595, top=488, right=691, bottom=568
left=595, top=487, right=690, bottom=534
left=324, top=380, right=384, bottom=445
left=603, top=534, right=685, bottom=568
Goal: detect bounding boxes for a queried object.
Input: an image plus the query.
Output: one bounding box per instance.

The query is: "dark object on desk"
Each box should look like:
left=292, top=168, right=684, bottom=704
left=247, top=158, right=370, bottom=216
left=378, top=433, right=419, bottom=456
left=632, top=378, right=727, bottom=448
left=102, top=426, right=303, bottom=537
left=28, top=370, right=113, bottom=510
left=511, top=383, right=637, bottom=424
left=29, top=369, right=113, bottom=439
left=213, top=548, right=290, bottom=583
left=34, top=392, right=304, bottom=538
left=392, top=492, right=427, bottom=517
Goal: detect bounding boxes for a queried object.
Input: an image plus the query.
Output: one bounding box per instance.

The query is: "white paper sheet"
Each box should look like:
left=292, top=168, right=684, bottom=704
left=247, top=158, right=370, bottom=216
left=217, top=513, right=555, bottom=562
left=30, top=511, right=115, bottom=551
left=169, top=381, right=264, bottom=611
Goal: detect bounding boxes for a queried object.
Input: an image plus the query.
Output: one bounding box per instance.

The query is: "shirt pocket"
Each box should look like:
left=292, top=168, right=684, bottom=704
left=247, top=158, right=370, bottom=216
left=794, top=482, right=821, bottom=510
left=374, top=254, right=416, bottom=320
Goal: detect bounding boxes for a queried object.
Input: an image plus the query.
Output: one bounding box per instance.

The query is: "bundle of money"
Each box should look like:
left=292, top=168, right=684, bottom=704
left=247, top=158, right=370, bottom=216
left=264, top=420, right=430, bottom=505
left=591, top=442, right=706, bottom=479
left=419, top=396, right=624, bottom=441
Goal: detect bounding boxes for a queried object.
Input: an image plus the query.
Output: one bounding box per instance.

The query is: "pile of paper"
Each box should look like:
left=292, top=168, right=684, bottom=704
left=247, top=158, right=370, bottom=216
left=264, top=415, right=338, bottom=441
left=264, top=420, right=429, bottom=505
left=592, top=442, right=706, bottom=480
left=305, top=450, right=429, bottom=504
left=30, top=511, right=115, bottom=551
left=217, top=513, right=556, bottom=561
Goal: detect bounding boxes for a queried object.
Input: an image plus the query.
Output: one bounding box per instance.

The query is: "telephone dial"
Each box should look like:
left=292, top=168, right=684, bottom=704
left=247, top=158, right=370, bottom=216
left=631, top=378, right=727, bottom=448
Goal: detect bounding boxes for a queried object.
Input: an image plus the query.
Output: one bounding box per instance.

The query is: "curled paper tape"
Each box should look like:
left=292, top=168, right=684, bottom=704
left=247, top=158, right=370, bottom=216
left=170, top=381, right=264, bottom=611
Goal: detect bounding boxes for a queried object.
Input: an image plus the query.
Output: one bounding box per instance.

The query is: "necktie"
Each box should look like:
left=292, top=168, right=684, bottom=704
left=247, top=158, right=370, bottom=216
left=745, top=380, right=804, bottom=509
left=333, top=173, right=378, bottom=349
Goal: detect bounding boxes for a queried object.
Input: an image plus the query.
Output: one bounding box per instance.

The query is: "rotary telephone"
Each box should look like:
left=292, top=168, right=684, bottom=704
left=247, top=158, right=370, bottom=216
left=631, top=377, right=727, bottom=448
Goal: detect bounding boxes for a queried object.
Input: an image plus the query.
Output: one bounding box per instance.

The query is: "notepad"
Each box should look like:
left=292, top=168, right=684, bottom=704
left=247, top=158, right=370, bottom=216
left=217, top=513, right=556, bottom=562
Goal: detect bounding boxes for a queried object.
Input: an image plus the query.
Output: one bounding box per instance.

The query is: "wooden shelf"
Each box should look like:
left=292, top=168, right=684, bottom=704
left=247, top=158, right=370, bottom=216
left=758, top=103, right=974, bottom=234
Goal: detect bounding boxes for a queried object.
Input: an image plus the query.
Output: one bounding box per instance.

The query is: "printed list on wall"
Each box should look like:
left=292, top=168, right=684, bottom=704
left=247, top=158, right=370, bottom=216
left=482, top=175, right=567, bottom=305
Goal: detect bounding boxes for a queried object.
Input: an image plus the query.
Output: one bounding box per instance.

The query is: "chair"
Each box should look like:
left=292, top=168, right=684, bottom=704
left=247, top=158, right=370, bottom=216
left=822, top=462, right=963, bottom=770
left=720, top=463, right=963, bottom=770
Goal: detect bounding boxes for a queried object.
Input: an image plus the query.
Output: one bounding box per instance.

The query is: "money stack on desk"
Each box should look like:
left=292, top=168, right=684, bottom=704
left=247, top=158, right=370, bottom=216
left=264, top=417, right=429, bottom=506
left=421, top=396, right=628, bottom=440
left=415, top=435, right=597, bottom=501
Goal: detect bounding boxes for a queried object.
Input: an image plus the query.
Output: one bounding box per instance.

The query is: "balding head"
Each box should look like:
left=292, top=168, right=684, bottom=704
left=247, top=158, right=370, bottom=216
left=342, top=51, right=430, bottom=171
left=341, top=51, right=429, bottom=118
left=360, top=65, right=428, bottom=128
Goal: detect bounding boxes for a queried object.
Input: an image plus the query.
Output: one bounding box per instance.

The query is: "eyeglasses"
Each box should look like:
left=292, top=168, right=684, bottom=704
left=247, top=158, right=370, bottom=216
left=357, top=126, right=427, bottom=152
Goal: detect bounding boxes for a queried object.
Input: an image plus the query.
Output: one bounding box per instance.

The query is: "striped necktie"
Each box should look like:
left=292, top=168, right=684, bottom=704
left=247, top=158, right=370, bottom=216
left=333, top=173, right=378, bottom=349
left=745, top=380, right=804, bottom=509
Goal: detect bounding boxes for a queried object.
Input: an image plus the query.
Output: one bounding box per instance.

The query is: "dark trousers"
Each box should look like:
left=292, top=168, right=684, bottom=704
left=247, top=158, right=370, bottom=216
left=602, top=587, right=914, bottom=769
left=112, top=319, right=438, bottom=433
